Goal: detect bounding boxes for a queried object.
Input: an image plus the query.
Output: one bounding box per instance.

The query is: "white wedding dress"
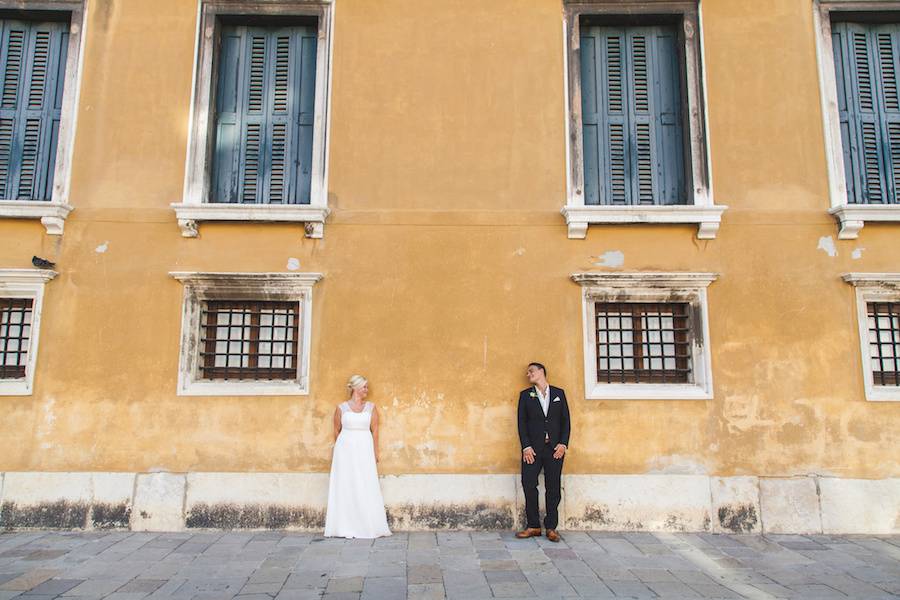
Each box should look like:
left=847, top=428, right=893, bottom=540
left=324, top=401, right=391, bottom=538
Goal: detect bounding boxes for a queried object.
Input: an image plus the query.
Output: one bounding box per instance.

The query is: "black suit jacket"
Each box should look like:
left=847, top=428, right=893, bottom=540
left=517, top=386, right=571, bottom=451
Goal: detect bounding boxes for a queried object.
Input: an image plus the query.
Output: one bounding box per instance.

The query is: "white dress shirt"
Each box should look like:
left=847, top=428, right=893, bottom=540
left=535, top=385, right=550, bottom=417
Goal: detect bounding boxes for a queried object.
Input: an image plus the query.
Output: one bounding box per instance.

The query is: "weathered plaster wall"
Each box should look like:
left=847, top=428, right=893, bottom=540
left=0, top=0, right=898, bottom=514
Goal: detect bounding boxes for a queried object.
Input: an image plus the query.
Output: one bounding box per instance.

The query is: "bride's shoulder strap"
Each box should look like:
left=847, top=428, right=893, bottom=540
left=338, top=401, right=349, bottom=413
left=364, top=401, right=374, bottom=413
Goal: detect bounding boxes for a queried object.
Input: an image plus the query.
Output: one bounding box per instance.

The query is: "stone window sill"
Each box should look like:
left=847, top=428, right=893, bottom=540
left=561, top=204, right=727, bottom=240
left=171, top=203, right=330, bottom=239
left=586, top=382, right=712, bottom=401
left=177, top=380, right=309, bottom=397
left=829, top=204, right=900, bottom=239
left=0, top=201, right=74, bottom=235
left=0, top=379, right=32, bottom=397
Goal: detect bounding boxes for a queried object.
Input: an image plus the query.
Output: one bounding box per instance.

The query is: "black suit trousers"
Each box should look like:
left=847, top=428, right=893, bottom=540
left=521, top=443, right=564, bottom=530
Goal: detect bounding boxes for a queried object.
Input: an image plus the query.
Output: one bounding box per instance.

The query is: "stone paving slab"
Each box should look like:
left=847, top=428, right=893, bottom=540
left=0, top=531, right=894, bottom=599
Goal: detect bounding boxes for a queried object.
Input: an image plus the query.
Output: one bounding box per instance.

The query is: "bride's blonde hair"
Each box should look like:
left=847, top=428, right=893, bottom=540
left=347, top=374, right=368, bottom=397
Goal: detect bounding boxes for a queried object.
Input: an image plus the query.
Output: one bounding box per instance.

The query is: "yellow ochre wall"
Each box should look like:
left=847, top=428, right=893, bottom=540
left=1, top=0, right=898, bottom=481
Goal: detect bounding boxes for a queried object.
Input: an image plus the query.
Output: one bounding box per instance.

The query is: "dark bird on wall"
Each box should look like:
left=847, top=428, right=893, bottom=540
left=32, top=256, right=55, bottom=269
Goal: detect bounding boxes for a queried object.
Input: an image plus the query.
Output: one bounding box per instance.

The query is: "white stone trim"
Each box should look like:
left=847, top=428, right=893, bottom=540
left=170, top=271, right=323, bottom=396
left=0, top=201, right=74, bottom=235
left=1, top=471, right=897, bottom=534
left=0, top=269, right=57, bottom=396
left=829, top=204, right=900, bottom=239
left=814, top=1, right=900, bottom=239
left=561, top=205, right=726, bottom=239
left=171, top=203, right=330, bottom=238
left=177, top=0, right=334, bottom=239
left=843, top=272, right=900, bottom=401
left=562, top=1, right=726, bottom=240
left=571, top=272, right=716, bottom=400
left=0, top=1, right=87, bottom=235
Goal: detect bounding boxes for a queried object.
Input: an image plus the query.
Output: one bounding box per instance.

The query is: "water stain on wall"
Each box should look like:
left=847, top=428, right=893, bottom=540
left=717, top=504, right=759, bottom=533
left=185, top=502, right=326, bottom=530
left=386, top=503, right=513, bottom=530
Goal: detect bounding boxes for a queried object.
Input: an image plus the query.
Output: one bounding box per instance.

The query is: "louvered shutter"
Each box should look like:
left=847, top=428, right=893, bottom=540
left=878, top=26, right=900, bottom=204
left=0, top=19, right=68, bottom=201
left=212, top=23, right=318, bottom=205
left=832, top=22, right=900, bottom=205
left=580, top=24, right=686, bottom=206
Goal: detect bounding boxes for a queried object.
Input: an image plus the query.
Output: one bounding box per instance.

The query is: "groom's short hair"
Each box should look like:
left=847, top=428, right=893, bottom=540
left=528, top=362, right=547, bottom=377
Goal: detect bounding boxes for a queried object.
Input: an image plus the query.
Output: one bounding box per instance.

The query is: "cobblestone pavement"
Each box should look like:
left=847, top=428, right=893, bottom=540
left=0, top=530, right=897, bottom=599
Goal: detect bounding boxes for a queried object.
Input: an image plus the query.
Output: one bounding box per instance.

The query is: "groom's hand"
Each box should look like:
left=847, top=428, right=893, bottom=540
left=522, top=447, right=536, bottom=464
left=553, top=444, right=567, bottom=459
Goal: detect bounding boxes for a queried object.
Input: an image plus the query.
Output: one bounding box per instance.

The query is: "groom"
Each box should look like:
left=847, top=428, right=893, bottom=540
left=516, top=362, right=570, bottom=542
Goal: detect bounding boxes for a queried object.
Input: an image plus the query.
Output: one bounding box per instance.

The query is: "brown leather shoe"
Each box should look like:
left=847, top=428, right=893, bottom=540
left=546, top=529, right=561, bottom=542
left=515, top=527, right=542, bottom=539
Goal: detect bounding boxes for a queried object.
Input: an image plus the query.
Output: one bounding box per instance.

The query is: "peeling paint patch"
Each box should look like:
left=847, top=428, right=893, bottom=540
left=286, top=257, right=300, bottom=271
left=90, top=502, right=131, bottom=529
left=851, top=247, right=865, bottom=260
left=1, top=500, right=89, bottom=530
left=817, top=236, right=837, bottom=257
left=94, top=241, right=109, bottom=253
left=717, top=504, right=758, bottom=533
left=185, top=502, right=325, bottom=530
left=512, top=247, right=526, bottom=256
left=594, top=250, right=624, bottom=268
left=385, top=503, right=513, bottom=530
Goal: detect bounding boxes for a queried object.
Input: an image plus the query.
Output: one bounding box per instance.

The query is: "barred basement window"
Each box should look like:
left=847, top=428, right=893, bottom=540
left=572, top=272, right=716, bottom=400
left=171, top=271, right=321, bottom=396
left=596, top=302, right=691, bottom=384
left=200, top=300, right=299, bottom=381
left=0, top=297, right=32, bottom=379
left=868, top=302, right=900, bottom=386
left=842, top=273, right=900, bottom=401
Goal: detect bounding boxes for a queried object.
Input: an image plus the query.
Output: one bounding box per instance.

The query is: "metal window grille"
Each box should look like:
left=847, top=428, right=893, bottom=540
left=867, top=302, right=900, bottom=386
left=0, top=298, right=33, bottom=379
left=200, top=300, right=300, bottom=381
left=595, top=302, right=691, bottom=384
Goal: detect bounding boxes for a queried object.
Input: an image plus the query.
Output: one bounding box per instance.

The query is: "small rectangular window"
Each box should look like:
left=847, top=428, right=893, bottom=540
left=595, top=302, right=691, bottom=384
left=0, top=297, right=33, bottom=379
left=0, top=17, right=69, bottom=201
left=867, top=301, right=900, bottom=386
left=200, top=300, right=300, bottom=381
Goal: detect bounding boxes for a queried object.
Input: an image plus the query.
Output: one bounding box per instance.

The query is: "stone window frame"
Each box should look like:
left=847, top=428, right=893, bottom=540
left=571, top=271, right=716, bottom=400
left=170, top=271, right=322, bottom=396
left=0, top=0, right=86, bottom=235
left=814, top=0, right=900, bottom=239
left=842, top=272, right=900, bottom=401
left=0, top=268, right=56, bottom=396
left=561, top=0, right=725, bottom=240
left=171, top=0, right=334, bottom=240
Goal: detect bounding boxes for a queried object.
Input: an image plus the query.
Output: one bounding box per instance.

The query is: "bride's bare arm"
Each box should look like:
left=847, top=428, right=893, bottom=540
left=371, top=406, right=380, bottom=462
left=333, top=406, right=342, bottom=441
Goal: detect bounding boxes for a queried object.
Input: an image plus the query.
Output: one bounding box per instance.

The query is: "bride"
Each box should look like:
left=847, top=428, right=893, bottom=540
left=324, top=375, right=392, bottom=538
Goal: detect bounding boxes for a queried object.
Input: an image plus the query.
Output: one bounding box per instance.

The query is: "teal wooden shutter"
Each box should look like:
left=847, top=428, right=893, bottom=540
left=832, top=22, right=900, bottom=204
left=0, top=18, right=68, bottom=201
left=580, top=24, right=685, bottom=206
left=212, top=23, right=318, bottom=205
